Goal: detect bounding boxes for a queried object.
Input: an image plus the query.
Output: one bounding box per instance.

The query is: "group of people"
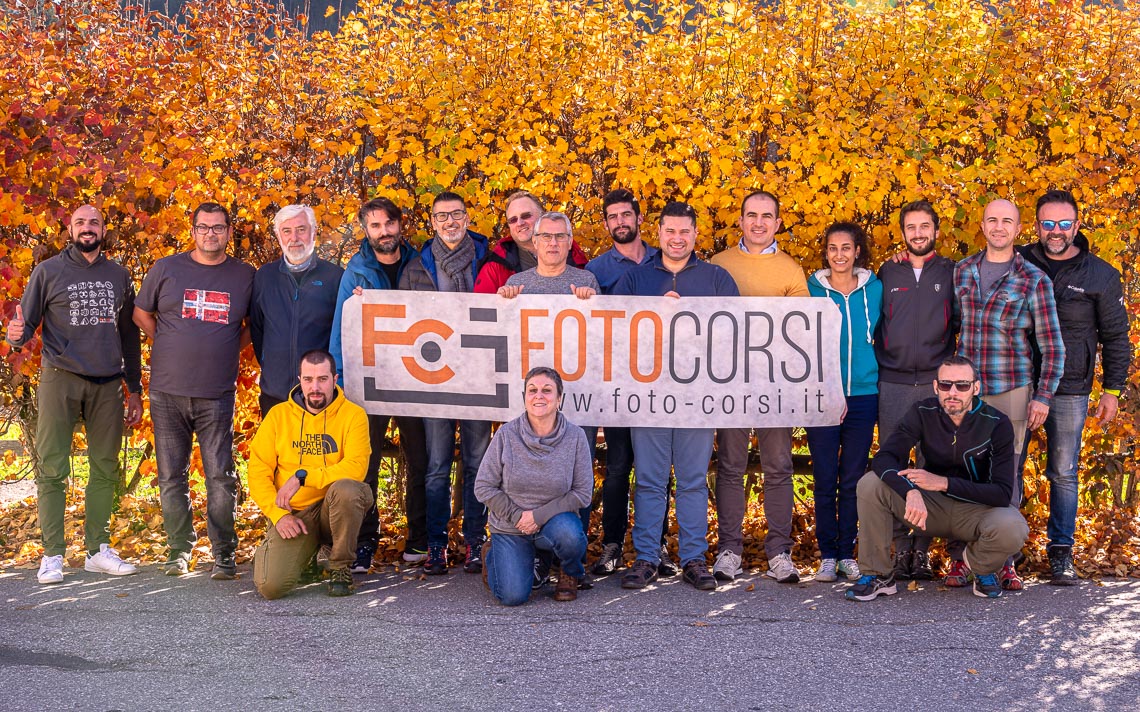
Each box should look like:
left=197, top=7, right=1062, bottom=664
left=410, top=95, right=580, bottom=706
left=7, top=185, right=1129, bottom=606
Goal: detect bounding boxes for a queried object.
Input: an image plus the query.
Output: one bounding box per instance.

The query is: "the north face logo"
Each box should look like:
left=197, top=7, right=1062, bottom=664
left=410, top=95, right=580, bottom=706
left=296, top=434, right=339, bottom=456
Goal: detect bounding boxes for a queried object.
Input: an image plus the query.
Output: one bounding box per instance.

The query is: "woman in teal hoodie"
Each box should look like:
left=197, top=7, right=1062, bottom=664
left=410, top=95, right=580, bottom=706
left=806, top=222, right=882, bottom=583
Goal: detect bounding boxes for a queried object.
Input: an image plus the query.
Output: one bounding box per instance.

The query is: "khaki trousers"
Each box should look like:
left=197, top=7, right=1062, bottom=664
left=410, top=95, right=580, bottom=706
left=253, top=479, right=372, bottom=600
left=856, top=474, right=1028, bottom=577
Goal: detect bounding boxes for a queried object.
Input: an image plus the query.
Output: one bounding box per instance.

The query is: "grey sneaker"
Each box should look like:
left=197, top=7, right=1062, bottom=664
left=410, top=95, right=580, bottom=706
left=815, top=558, right=838, bottom=582
left=712, top=549, right=743, bottom=582
left=838, top=558, right=862, bottom=581
left=162, top=552, right=191, bottom=576
left=591, top=542, right=623, bottom=576
left=766, top=552, right=800, bottom=583
left=210, top=555, right=237, bottom=581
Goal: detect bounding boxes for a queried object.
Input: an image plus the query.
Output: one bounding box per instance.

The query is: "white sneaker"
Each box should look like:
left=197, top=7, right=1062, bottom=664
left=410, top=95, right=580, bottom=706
left=838, top=558, right=862, bottom=581
left=765, top=552, right=801, bottom=583
left=37, top=555, right=64, bottom=584
left=713, top=549, right=743, bottom=581
left=815, top=558, right=838, bottom=582
left=84, top=544, right=138, bottom=576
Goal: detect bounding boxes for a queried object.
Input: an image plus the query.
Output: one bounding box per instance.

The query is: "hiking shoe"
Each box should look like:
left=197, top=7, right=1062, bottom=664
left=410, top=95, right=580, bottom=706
left=999, top=563, right=1023, bottom=591
left=424, top=545, right=448, bottom=575
left=162, top=552, right=191, bottom=577
left=464, top=539, right=485, bottom=574
left=327, top=566, right=353, bottom=597
left=766, top=552, right=800, bottom=583
left=85, top=544, right=138, bottom=577
left=37, top=555, right=64, bottom=585
left=891, top=549, right=913, bottom=580
left=815, top=558, right=838, bottom=583
left=554, top=573, right=580, bottom=602
left=402, top=546, right=428, bottom=564
left=910, top=550, right=934, bottom=581
left=620, top=559, right=659, bottom=589
left=591, top=542, right=623, bottom=576
left=838, top=558, right=861, bottom=581
left=682, top=559, right=717, bottom=591
left=209, top=555, right=237, bottom=581
left=350, top=546, right=375, bottom=574
left=944, top=559, right=971, bottom=587
left=845, top=574, right=897, bottom=601
left=657, top=545, right=680, bottom=577
left=1048, top=545, right=1079, bottom=586
left=532, top=552, right=553, bottom=590
left=973, top=571, right=1002, bottom=599
left=713, top=549, right=743, bottom=582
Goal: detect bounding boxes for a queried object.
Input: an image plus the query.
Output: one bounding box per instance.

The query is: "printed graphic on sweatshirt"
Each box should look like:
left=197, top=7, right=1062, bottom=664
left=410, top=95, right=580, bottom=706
left=68, top=280, right=118, bottom=327
left=182, top=289, right=232, bottom=324
left=295, top=433, right=339, bottom=456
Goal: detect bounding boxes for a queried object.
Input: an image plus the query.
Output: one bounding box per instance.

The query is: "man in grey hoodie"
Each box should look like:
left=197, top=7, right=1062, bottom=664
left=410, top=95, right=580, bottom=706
left=7, top=205, right=142, bottom=585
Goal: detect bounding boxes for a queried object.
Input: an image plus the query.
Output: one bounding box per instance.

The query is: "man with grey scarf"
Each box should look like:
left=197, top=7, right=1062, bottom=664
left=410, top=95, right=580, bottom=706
left=398, top=191, right=493, bottom=576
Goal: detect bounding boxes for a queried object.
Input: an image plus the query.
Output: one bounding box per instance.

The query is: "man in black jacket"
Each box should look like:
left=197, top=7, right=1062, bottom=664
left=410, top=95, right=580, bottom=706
left=874, top=199, right=958, bottom=581
left=1019, top=190, right=1131, bottom=585
left=847, top=355, right=1028, bottom=601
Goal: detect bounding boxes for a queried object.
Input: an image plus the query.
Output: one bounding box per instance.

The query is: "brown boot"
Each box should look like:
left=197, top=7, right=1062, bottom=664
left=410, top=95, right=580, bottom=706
left=480, top=539, right=492, bottom=591
left=553, top=574, right=579, bottom=602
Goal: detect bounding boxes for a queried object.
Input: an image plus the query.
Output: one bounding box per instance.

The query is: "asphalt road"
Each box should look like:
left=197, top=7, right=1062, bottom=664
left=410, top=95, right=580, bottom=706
left=1, top=563, right=1137, bottom=711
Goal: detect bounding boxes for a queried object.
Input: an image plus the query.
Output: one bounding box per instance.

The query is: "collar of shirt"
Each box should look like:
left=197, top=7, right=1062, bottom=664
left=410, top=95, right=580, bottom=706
left=740, top=240, right=778, bottom=255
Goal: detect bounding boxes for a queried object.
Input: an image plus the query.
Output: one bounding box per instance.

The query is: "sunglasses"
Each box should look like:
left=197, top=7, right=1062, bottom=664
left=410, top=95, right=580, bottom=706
left=936, top=380, right=975, bottom=393
left=507, top=211, right=535, bottom=225
left=1039, top=220, right=1075, bottom=231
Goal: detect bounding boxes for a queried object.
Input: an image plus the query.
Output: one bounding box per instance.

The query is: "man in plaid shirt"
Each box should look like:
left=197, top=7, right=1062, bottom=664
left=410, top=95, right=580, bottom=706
left=952, top=198, right=1064, bottom=590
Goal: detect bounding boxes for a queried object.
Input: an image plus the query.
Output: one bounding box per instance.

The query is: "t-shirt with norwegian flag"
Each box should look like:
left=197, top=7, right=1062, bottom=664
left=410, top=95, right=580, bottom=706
left=137, top=251, right=255, bottom=398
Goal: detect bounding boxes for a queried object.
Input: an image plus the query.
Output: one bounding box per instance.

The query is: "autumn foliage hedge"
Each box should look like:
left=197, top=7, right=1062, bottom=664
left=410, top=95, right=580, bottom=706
left=0, top=0, right=1137, bottom=574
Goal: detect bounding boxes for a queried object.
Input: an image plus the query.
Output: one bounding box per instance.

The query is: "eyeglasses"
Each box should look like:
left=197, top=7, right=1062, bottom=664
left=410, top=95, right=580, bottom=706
left=507, top=211, right=535, bottom=226
left=1039, top=220, right=1075, bottom=231
left=936, top=380, right=975, bottom=393
left=193, top=224, right=229, bottom=236
left=534, top=233, right=571, bottom=244
left=432, top=209, right=467, bottom=222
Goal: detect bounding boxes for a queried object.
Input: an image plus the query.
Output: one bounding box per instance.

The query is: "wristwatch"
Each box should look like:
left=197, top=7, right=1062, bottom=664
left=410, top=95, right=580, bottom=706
left=295, top=469, right=307, bottom=487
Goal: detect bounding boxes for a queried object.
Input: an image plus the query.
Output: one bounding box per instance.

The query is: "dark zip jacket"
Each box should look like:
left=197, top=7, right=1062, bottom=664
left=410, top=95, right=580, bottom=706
left=398, top=230, right=489, bottom=292
left=330, top=239, right=418, bottom=379
left=874, top=253, right=959, bottom=386
left=9, top=245, right=142, bottom=392
left=251, top=256, right=344, bottom=401
left=871, top=396, right=1015, bottom=508
left=612, top=251, right=740, bottom=298
left=1018, top=233, right=1131, bottom=396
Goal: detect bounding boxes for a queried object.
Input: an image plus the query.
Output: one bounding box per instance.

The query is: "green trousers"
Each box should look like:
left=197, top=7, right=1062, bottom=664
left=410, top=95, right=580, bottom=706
left=35, top=367, right=125, bottom=556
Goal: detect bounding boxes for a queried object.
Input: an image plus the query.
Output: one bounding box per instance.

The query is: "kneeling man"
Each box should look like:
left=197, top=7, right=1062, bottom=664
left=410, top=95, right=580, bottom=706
left=249, top=349, right=372, bottom=598
left=849, top=355, right=1028, bottom=601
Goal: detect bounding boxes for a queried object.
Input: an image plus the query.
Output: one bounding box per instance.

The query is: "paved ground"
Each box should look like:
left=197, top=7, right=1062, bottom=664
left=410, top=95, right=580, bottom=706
left=1, top=563, right=1137, bottom=712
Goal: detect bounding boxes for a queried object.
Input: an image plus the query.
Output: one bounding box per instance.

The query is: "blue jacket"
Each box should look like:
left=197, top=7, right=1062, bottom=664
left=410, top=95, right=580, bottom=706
left=613, top=252, right=740, bottom=298
left=330, top=239, right=419, bottom=379
left=808, top=268, right=882, bottom=397
left=251, top=257, right=345, bottom=402
left=398, top=230, right=490, bottom=292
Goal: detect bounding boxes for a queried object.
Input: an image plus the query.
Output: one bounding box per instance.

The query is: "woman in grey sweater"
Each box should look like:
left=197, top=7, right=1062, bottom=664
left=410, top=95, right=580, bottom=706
left=474, top=367, right=593, bottom=605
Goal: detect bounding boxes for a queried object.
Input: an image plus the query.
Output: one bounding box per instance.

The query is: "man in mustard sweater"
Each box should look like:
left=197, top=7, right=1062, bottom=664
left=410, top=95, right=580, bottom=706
left=248, top=349, right=372, bottom=598
left=709, top=190, right=811, bottom=583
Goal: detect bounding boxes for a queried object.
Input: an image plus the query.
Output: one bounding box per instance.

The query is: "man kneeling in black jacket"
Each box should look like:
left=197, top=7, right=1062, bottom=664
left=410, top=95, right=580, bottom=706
left=847, top=355, right=1028, bottom=601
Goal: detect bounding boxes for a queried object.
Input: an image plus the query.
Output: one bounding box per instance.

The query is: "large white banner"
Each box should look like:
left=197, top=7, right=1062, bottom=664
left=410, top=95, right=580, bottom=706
left=342, top=291, right=845, bottom=428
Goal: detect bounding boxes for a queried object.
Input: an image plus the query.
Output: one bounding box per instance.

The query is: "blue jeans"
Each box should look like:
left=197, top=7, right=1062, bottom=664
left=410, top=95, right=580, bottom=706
left=630, top=427, right=714, bottom=566
left=150, top=390, right=238, bottom=558
left=486, top=512, right=587, bottom=606
left=1043, top=394, right=1089, bottom=548
left=424, top=418, right=491, bottom=547
left=806, top=393, right=878, bottom=560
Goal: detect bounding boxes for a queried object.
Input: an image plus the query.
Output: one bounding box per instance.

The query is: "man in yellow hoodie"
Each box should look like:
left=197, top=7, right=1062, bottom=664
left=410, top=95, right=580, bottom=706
left=248, top=349, right=372, bottom=598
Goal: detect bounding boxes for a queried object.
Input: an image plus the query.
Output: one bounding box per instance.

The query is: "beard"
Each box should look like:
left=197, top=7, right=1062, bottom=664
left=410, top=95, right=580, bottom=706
left=1043, top=232, right=1075, bottom=256
left=305, top=392, right=328, bottom=411
left=609, top=225, right=638, bottom=245
left=72, top=231, right=102, bottom=253
left=370, top=235, right=399, bottom=254
left=907, top=239, right=935, bottom=258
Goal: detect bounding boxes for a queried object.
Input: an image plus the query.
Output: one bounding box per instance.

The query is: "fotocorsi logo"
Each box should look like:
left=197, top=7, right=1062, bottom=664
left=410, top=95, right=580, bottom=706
left=360, top=302, right=511, bottom=408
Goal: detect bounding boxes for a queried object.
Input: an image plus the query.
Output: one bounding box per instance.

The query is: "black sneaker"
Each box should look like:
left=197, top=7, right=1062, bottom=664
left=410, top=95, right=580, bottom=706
left=910, top=550, right=934, bottom=581
left=591, top=542, right=623, bottom=576
left=532, top=552, right=553, bottom=590
left=351, top=545, right=375, bottom=574
left=464, top=539, right=485, bottom=574
left=845, top=574, right=897, bottom=601
left=620, top=559, right=660, bottom=589
left=327, top=567, right=353, bottom=597
left=1048, top=545, right=1079, bottom=586
left=210, top=555, right=237, bottom=581
left=682, top=559, right=717, bottom=591
left=891, top=549, right=913, bottom=581
left=657, top=545, right=680, bottom=577
left=424, top=545, right=448, bottom=575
